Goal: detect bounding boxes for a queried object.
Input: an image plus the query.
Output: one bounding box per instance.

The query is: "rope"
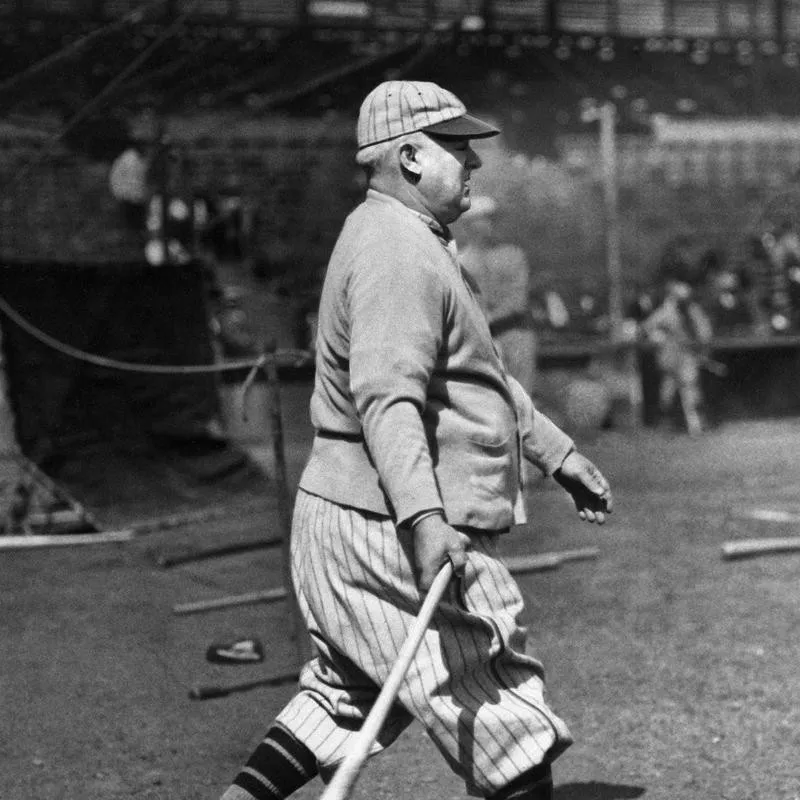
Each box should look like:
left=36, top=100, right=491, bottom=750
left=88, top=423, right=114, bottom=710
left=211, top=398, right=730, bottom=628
left=0, top=292, right=310, bottom=376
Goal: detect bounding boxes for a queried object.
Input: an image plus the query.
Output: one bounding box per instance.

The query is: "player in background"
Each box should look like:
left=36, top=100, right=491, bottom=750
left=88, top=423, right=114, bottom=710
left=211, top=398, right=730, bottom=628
left=643, top=265, right=714, bottom=435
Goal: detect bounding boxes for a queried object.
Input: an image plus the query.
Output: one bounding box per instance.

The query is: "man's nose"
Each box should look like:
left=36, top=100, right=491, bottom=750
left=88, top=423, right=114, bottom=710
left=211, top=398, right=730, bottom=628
left=467, top=147, right=482, bottom=170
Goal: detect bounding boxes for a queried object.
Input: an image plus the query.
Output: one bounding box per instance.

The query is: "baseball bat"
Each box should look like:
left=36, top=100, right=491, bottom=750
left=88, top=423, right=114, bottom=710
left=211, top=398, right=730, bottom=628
left=188, top=670, right=299, bottom=700
left=172, top=586, right=287, bottom=616
left=722, top=537, right=800, bottom=560
left=0, top=530, right=134, bottom=550
left=505, top=547, right=600, bottom=574
left=319, top=562, right=454, bottom=800
left=157, top=534, right=282, bottom=568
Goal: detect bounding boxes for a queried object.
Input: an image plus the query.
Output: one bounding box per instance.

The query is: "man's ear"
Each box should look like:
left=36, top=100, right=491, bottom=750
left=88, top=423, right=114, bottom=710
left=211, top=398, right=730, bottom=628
left=399, top=143, right=422, bottom=177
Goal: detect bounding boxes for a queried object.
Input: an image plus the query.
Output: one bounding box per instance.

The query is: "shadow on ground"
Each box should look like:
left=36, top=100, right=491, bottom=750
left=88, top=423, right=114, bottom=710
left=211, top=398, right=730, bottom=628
left=556, top=783, right=646, bottom=800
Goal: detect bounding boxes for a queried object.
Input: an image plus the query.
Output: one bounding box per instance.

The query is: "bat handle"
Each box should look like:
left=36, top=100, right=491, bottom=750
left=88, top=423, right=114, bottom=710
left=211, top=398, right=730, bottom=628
left=188, top=685, right=229, bottom=700
left=319, top=562, right=454, bottom=800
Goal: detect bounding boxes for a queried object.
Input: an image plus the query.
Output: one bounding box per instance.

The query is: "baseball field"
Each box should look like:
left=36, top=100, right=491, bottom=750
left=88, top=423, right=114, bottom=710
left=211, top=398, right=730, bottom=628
left=3, top=381, right=799, bottom=800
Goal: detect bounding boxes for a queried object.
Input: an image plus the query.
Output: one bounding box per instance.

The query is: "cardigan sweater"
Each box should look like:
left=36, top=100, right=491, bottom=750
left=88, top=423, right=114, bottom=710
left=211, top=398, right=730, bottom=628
left=299, top=189, right=574, bottom=530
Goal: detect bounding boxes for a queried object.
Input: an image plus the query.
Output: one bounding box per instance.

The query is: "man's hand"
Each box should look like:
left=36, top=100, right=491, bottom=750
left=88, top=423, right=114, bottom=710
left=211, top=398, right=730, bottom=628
left=553, top=451, right=613, bottom=524
left=412, top=514, right=471, bottom=592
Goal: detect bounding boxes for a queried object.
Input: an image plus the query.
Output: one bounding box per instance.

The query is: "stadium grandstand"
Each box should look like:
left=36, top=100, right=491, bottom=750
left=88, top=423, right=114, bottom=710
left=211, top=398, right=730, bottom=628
left=4, top=0, right=800, bottom=520
left=3, top=1, right=800, bottom=274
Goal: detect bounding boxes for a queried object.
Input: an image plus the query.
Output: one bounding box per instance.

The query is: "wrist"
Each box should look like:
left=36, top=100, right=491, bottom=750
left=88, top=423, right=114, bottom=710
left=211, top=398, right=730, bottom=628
left=410, top=509, right=445, bottom=530
left=555, top=446, right=576, bottom=474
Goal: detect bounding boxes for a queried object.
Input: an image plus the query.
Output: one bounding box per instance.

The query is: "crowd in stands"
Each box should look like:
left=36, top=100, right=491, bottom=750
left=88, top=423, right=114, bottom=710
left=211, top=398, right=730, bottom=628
left=530, top=230, right=800, bottom=343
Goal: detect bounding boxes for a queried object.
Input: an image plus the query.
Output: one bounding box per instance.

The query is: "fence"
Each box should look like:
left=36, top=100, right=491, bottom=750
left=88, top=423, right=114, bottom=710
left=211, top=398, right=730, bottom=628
left=0, top=118, right=356, bottom=269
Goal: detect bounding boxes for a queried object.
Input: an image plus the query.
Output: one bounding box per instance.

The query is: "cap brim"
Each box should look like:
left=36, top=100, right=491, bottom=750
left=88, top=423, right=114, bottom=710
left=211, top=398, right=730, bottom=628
left=422, top=113, right=500, bottom=139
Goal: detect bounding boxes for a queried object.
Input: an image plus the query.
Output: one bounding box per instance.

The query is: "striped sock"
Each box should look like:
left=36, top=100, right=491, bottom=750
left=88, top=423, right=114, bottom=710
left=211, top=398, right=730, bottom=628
left=221, top=725, right=318, bottom=800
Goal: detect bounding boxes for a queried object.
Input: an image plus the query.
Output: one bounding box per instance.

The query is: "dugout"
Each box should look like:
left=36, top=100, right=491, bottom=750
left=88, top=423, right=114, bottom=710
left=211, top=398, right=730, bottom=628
left=0, top=259, right=269, bottom=524
left=0, top=117, right=354, bottom=525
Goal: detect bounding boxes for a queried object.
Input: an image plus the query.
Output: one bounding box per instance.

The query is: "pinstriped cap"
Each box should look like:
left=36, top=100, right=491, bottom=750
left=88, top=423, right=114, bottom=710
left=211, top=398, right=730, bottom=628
left=357, top=80, right=499, bottom=149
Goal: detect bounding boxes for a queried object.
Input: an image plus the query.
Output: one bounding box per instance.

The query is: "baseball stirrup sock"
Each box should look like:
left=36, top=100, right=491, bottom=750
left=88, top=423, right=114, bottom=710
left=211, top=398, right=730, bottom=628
left=224, top=725, right=319, bottom=800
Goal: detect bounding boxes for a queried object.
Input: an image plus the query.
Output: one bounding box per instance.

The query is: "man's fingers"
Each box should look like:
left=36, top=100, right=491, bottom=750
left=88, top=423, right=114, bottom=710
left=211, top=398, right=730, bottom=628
left=583, top=466, right=611, bottom=498
left=448, top=534, right=472, bottom=575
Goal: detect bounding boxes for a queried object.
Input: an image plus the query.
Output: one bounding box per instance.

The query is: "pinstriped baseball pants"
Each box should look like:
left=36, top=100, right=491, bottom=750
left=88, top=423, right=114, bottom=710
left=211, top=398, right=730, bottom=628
left=275, top=489, right=573, bottom=797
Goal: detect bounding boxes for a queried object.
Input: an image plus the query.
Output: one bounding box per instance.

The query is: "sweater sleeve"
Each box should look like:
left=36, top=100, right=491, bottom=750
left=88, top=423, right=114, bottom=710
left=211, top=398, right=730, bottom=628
left=506, top=375, right=574, bottom=475
left=347, top=243, right=446, bottom=526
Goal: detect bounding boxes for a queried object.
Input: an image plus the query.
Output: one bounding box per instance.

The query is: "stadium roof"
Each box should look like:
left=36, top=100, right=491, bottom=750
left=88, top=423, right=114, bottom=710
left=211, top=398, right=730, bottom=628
left=3, top=4, right=800, bottom=157
left=1, top=1, right=800, bottom=40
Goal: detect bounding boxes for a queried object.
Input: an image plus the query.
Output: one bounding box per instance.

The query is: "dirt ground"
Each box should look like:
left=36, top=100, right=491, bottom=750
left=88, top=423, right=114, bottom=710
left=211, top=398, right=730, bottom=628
left=3, top=382, right=800, bottom=800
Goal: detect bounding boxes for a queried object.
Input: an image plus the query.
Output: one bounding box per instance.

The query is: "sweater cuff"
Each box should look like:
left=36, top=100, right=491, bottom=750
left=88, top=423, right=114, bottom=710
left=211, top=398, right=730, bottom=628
left=525, top=412, right=576, bottom=476
left=408, top=508, right=445, bottom=529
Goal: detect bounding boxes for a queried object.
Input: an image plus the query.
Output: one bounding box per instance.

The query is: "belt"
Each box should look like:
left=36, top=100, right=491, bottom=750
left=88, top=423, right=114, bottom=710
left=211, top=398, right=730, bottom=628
left=317, top=429, right=364, bottom=442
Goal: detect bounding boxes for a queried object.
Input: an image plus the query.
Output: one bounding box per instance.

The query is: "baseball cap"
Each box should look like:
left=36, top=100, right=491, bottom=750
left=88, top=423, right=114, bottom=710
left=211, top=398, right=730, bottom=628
left=357, top=80, right=500, bottom=149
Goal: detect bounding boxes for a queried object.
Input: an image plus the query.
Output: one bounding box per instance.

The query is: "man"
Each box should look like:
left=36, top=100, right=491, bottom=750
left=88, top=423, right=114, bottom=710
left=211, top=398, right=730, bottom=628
left=459, top=195, right=538, bottom=400
left=220, top=80, right=613, bottom=800
left=643, top=265, right=714, bottom=435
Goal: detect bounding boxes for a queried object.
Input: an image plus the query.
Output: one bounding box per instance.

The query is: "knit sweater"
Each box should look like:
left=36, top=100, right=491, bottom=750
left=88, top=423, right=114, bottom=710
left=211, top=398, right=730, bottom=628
left=299, top=189, right=573, bottom=530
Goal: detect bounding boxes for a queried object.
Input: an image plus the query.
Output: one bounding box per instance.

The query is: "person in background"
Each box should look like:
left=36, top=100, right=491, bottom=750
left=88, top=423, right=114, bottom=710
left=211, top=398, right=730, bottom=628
left=459, top=195, right=538, bottom=400
left=108, top=135, right=157, bottom=231
left=530, top=272, right=571, bottom=336
left=643, top=265, right=714, bottom=436
left=699, top=252, right=753, bottom=336
left=210, top=285, right=260, bottom=360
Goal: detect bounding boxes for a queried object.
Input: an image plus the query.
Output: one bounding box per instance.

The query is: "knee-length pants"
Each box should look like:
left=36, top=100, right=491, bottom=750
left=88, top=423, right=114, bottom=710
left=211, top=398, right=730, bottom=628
left=275, top=489, right=572, bottom=797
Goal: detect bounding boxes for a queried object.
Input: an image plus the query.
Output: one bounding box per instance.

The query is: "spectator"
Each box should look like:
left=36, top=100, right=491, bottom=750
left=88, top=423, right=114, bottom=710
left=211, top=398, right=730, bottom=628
left=459, top=195, right=538, bottom=399
left=698, top=248, right=753, bottom=335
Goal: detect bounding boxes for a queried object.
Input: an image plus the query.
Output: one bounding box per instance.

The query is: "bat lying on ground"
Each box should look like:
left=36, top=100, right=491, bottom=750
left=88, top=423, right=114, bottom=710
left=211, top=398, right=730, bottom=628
left=0, top=530, right=134, bottom=549
left=721, top=537, right=800, bottom=560
left=171, top=548, right=601, bottom=616
left=188, top=565, right=454, bottom=710
left=156, top=534, right=282, bottom=568
left=188, top=670, right=300, bottom=700
left=505, top=547, right=600, bottom=573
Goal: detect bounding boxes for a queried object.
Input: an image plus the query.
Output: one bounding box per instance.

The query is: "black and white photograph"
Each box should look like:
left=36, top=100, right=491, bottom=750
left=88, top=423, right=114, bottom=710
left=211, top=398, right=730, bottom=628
left=1, top=3, right=799, bottom=799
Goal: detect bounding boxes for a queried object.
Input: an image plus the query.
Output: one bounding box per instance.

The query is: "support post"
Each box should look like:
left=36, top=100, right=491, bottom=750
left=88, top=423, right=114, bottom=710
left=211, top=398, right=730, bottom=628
left=264, top=350, right=313, bottom=668
left=481, top=0, right=494, bottom=33
left=597, top=101, right=642, bottom=427
left=606, top=0, right=618, bottom=35
left=775, top=0, right=785, bottom=44
left=716, top=0, right=727, bottom=38
left=546, top=0, right=558, bottom=34
left=599, top=101, right=624, bottom=341
left=665, top=0, right=676, bottom=36
left=297, top=0, right=309, bottom=26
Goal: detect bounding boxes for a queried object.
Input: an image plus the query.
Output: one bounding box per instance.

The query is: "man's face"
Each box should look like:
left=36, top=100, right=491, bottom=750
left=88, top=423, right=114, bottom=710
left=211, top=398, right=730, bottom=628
left=415, top=134, right=482, bottom=225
